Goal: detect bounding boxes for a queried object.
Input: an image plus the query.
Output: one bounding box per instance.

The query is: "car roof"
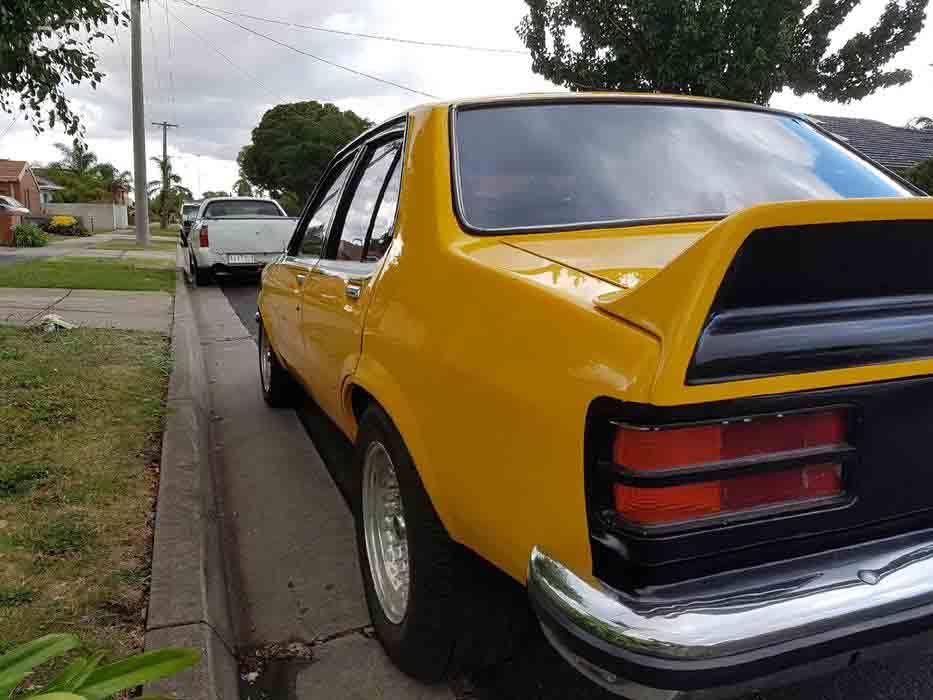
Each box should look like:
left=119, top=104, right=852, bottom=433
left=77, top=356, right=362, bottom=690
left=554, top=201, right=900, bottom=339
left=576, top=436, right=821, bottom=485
left=335, top=91, right=805, bottom=161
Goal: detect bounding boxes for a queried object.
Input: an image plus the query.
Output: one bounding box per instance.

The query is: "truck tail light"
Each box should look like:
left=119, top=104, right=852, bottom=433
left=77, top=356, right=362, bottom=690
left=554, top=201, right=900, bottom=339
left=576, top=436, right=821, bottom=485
left=611, top=409, right=850, bottom=526
left=199, top=224, right=209, bottom=247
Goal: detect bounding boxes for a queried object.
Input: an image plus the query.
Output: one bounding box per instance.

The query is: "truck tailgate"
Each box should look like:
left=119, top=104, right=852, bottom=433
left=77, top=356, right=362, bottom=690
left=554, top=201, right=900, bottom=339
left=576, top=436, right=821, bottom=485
left=207, top=218, right=297, bottom=255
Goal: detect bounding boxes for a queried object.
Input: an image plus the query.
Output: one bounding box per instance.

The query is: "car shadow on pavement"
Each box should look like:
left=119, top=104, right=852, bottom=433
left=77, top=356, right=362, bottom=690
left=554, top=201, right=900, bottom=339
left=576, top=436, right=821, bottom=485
left=291, top=394, right=616, bottom=700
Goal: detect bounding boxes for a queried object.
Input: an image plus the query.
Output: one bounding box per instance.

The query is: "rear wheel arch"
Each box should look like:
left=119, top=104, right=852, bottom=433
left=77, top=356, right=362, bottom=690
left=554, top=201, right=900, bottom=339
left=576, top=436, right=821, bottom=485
left=346, top=370, right=461, bottom=542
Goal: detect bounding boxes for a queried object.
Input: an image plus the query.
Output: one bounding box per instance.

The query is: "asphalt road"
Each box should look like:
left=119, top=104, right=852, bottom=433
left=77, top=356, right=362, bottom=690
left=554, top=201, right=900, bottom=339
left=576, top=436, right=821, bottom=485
left=218, top=278, right=933, bottom=700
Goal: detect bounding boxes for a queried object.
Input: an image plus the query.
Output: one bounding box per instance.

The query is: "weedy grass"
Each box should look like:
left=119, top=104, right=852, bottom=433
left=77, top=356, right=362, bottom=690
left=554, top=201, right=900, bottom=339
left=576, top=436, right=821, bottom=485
left=0, top=324, right=171, bottom=662
left=0, top=258, right=175, bottom=293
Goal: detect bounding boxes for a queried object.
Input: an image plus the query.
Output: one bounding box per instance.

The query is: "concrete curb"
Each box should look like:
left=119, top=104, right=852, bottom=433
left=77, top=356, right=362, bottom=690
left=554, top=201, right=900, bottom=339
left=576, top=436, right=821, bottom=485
left=144, top=271, right=240, bottom=699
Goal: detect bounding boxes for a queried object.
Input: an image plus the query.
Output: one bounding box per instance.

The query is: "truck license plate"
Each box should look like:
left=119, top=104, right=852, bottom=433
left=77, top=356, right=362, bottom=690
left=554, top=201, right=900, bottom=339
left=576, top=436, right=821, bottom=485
left=228, top=254, right=256, bottom=264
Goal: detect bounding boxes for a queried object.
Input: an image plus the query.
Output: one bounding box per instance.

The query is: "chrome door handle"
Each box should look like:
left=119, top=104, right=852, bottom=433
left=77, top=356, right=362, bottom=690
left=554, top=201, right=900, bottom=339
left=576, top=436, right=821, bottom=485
left=345, top=282, right=362, bottom=299
left=296, top=274, right=306, bottom=285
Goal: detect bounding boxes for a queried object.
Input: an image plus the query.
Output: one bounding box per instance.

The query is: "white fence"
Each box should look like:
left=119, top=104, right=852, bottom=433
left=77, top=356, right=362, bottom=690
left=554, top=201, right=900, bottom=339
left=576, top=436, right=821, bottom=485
left=44, top=203, right=129, bottom=232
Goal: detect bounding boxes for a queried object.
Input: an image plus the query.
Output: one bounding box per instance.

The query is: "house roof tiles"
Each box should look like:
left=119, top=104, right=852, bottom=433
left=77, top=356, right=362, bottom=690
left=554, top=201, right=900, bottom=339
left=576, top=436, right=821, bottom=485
left=807, top=114, right=933, bottom=171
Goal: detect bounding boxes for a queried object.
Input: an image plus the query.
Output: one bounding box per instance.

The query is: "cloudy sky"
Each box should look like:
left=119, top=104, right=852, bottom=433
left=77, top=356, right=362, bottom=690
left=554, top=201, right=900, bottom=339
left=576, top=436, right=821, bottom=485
left=1, top=0, right=930, bottom=200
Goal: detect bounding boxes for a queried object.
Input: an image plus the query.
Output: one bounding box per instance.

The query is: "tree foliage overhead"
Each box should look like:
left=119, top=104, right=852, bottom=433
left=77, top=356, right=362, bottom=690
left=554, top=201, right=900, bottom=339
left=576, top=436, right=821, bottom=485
left=518, top=0, right=929, bottom=105
left=238, top=101, right=371, bottom=204
left=0, top=0, right=124, bottom=134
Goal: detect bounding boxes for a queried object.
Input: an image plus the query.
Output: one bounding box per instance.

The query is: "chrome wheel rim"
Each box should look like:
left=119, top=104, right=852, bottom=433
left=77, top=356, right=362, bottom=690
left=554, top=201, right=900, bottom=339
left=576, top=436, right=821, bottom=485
left=259, top=329, right=273, bottom=391
left=362, top=441, right=409, bottom=624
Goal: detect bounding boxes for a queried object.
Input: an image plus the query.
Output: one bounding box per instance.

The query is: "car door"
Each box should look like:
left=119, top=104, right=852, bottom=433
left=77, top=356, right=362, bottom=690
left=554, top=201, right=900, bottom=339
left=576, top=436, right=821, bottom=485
left=298, top=131, right=404, bottom=423
left=262, top=155, right=354, bottom=369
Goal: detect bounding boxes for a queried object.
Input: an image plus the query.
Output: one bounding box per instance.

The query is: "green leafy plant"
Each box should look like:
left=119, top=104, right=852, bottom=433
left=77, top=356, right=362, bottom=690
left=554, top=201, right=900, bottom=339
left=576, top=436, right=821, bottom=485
left=11, top=224, right=48, bottom=249
left=0, top=634, right=198, bottom=699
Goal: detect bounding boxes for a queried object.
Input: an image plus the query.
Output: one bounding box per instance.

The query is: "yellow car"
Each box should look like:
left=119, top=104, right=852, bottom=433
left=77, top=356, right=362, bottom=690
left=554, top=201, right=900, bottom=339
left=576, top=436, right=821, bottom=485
left=257, top=92, right=933, bottom=698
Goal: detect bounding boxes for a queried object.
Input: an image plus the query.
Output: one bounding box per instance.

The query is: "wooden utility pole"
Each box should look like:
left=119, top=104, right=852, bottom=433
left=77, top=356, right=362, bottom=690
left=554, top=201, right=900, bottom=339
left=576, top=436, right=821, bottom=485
left=130, top=0, right=149, bottom=245
left=152, top=121, right=179, bottom=230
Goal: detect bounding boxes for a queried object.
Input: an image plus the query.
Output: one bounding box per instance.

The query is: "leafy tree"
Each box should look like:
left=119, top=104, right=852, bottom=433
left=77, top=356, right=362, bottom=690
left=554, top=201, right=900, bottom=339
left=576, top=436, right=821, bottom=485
left=908, top=116, right=933, bottom=129
left=238, top=101, right=371, bottom=203
left=277, top=192, right=302, bottom=216
left=517, top=0, right=929, bottom=105
left=0, top=1, right=125, bottom=134
left=901, top=158, right=933, bottom=193
left=202, top=190, right=230, bottom=199
left=93, top=162, right=132, bottom=191
left=53, top=139, right=97, bottom=175
left=233, top=172, right=253, bottom=197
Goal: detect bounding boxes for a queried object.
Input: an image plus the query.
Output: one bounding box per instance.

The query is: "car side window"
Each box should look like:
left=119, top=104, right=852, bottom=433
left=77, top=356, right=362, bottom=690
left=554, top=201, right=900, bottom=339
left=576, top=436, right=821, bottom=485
left=333, top=138, right=402, bottom=262
left=297, top=158, right=352, bottom=258
left=364, top=160, right=401, bottom=263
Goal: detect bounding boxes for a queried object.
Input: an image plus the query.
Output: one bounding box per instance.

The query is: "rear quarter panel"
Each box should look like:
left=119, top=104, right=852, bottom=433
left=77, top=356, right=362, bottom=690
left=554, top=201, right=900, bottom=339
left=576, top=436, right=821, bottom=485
left=353, top=107, right=660, bottom=584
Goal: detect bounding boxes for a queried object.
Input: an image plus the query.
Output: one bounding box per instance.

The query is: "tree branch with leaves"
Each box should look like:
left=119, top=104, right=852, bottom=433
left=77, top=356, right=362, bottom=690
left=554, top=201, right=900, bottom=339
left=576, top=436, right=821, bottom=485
left=0, top=1, right=125, bottom=134
left=517, top=0, right=929, bottom=105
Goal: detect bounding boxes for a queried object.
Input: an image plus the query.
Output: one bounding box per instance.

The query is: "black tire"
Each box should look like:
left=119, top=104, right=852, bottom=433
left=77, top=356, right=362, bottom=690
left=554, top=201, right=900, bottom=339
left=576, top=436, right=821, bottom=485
left=195, top=261, right=212, bottom=286
left=354, top=405, right=531, bottom=682
left=258, top=321, right=298, bottom=407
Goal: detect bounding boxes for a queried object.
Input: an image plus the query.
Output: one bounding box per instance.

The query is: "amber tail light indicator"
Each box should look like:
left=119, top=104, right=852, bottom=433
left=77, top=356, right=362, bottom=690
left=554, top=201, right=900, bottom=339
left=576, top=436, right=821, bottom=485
left=612, top=410, right=849, bottom=526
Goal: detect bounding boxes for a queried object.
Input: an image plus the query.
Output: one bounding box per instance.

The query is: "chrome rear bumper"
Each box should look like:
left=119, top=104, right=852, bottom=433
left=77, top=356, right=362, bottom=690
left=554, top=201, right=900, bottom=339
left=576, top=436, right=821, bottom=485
left=528, top=530, right=933, bottom=698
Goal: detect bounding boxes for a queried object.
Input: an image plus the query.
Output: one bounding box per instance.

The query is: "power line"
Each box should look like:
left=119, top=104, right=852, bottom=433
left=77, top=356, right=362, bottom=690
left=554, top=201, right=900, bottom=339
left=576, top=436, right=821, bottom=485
left=146, top=0, right=164, bottom=109
left=0, top=118, right=16, bottom=142
left=172, top=0, right=528, bottom=56
left=156, top=0, right=289, bottom=104
left=176, top=0, right=438, bottom=99
left=163, top=0, right=179, bottom=123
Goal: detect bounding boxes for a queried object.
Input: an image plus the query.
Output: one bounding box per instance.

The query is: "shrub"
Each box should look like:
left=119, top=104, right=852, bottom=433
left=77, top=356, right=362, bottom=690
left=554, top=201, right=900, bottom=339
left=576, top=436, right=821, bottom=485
left=11, top=223, right=48, bottom=248
left=44, top=215, right=87, bottom=237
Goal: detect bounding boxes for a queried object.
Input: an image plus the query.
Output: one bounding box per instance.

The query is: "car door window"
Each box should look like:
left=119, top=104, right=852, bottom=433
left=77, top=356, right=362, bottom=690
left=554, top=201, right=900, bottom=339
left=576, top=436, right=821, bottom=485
left=334, top=138, right=402, bottom=261
left=364, top=160, right=401, bottom=262
left=296, top=158, right=352, bottom=258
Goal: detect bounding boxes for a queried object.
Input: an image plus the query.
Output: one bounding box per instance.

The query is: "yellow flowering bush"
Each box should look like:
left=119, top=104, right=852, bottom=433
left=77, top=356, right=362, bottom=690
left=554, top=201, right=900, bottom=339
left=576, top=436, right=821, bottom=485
left=44, top=214, right=87, bottom=236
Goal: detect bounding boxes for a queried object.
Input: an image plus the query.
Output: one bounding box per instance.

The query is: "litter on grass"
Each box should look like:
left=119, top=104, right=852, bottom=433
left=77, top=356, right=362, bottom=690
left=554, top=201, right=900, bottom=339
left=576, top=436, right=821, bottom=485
left=39, top=314, right=77, bottom=332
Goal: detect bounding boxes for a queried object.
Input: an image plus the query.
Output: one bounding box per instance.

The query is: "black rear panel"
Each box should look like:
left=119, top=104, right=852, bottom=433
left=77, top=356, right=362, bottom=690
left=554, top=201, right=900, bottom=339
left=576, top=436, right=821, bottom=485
left=688, top=220, right=933, bottom=384
left=586, top=377, right=933, bottom=591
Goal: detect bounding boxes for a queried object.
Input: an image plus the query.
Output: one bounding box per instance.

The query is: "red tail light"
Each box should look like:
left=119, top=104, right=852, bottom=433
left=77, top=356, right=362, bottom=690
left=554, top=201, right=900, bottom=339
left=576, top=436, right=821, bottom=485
left=612, top=410, right=848, bottom=526
left=199, top=224, right=209, bottom=247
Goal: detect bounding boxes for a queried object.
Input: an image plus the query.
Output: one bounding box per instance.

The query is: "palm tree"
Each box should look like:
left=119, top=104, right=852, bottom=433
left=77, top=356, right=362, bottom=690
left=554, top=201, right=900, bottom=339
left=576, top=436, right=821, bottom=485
left=53, top=138, right=97, bottom=174
left=149, top=156, right=192, bottom=227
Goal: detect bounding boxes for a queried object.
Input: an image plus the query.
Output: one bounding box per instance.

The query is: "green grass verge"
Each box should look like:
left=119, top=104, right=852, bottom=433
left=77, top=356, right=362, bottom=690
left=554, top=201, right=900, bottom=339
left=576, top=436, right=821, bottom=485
left=0, top=325, right=170, bottom=659
left=92, top=240, right=178, bottom=252
left=0, top=257, right=175, bottom=293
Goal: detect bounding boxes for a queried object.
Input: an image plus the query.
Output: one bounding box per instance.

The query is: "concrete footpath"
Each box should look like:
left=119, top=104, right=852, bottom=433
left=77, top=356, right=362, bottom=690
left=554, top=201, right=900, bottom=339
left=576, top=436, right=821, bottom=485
left=190, top=284, right=454, bottom=699
left=0, top=287, right=173, bottom=333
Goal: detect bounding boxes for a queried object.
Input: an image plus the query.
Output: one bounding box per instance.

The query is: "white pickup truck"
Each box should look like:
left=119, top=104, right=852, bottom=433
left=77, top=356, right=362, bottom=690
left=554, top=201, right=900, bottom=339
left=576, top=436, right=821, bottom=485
left=185, top=197, right=296, bottom=284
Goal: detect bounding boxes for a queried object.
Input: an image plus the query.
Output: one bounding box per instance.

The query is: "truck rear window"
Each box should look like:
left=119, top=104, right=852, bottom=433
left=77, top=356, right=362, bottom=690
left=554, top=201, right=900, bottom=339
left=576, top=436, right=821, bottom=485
left=453, top=102, right=910, bottom=232
left=203, top=200, right=282, bottom=218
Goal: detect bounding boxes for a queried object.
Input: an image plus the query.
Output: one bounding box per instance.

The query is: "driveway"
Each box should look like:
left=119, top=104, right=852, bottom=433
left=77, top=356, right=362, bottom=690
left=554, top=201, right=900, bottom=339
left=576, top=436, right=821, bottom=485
left=215, top=278, right=933, bottom=700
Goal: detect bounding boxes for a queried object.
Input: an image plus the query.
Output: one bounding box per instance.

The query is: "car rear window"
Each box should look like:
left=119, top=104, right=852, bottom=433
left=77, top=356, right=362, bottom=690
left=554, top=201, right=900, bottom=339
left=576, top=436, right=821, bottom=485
left=203, top=200, right=283, bottom=218
left=453, top=103, right=911, bottom=232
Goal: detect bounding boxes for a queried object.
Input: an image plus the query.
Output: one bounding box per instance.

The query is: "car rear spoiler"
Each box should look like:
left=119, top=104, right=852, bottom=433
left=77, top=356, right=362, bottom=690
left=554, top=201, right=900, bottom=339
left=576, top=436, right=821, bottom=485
left=594, top=198, right=933, bottom=402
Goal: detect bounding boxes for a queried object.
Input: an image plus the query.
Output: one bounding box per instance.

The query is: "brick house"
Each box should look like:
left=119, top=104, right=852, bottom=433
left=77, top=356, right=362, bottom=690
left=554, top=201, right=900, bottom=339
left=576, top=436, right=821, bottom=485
left=0, top=160, right=42, bottom=215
